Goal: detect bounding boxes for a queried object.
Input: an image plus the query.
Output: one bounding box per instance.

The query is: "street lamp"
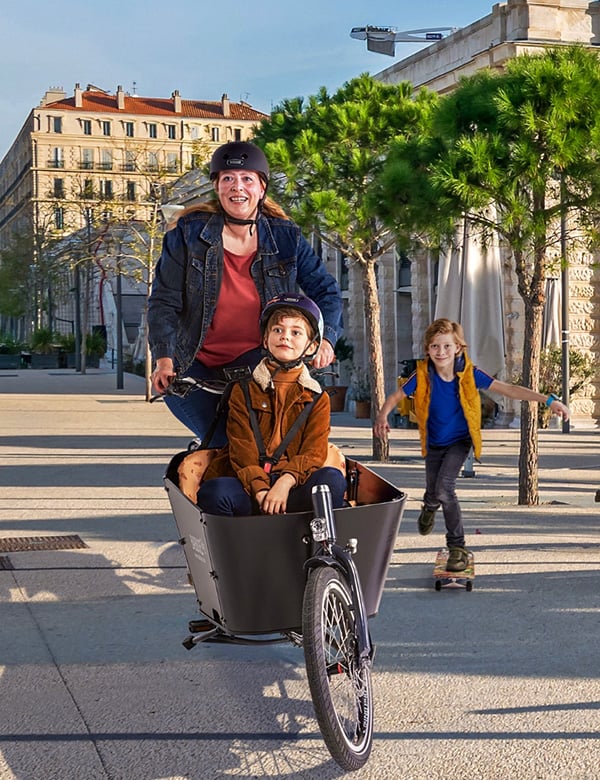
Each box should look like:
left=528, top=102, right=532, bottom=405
left=559, top=174, right=570, bottom=433
left=115, top=252, right=124, bottom=390
left=74, top=261, right=82, bottom=372
left=350, top=26, right=458, bottom=57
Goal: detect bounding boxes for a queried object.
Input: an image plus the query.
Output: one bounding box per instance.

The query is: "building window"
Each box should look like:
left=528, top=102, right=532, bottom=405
left=123, top=150, right=136, bottom=172
left=100, top=180, right=113, bottom=199
left=53, top=178, right=64, bottom=198
left=54, top=207, right=64, bottom=229
left=81, top=148, right=94, bottom=170
left=166, top=152, right=178, bottom=172
left=211, top=127, right=220, bottom=142
left=50, top=147, right=64, bottom=168
left=190, top=126, right=199, bottom=140
left=191, top=154, right=201, bottom=169
left=148, top=123, right=157, bottom=139
left=83, top=179, right=94, bottom=199
left=126, top=181, right=136, bottom=201
left=53, top=117, right=62, bottom=134
left=147, top=151, right=159, bottom=171
left=83, top=119, right=92, bottom=135
left=234, top=128, right=242, bottom=141
left=397, top=252, right=412, bottom=289
left=167, top=124, right=176, bottom=140
left=338, top=252, right=349, bottom=292
left=100, top=150, right=113, bottom=171
left=125, top=121, right=134, bottom=137
left=102, top=120, right=111, bottom=136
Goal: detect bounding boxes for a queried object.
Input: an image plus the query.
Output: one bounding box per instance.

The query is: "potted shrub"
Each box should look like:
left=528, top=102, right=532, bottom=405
left=326, top=337, right=354, bottom=412
left=0, top=334, right=22, bottom=369
left=350, top=367, right=371, bottom=419
left=537, top=346, right=594, bottom=427
left=30, top=328, right=62, bottom=368
left=85, top=330, right=107, bottom=368
left=513, top=345, right=594, bottom=427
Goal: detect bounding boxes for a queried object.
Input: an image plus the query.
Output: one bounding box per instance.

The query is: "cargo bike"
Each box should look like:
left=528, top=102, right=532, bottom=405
left=160, top=376, right=407, bottom=771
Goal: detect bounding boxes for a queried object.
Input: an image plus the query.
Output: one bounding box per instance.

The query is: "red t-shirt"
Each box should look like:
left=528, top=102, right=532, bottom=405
left=197, top=250, right=262, bottom=367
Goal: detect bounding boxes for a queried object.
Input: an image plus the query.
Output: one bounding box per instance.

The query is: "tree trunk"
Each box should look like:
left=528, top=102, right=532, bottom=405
left=517, top=300, right=544, bottom=505
left=361, top=260, right=389, bottom=462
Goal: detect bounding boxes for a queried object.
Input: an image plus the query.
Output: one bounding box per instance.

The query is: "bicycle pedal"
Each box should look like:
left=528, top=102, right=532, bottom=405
left=188, top=618, right=214, bottom=633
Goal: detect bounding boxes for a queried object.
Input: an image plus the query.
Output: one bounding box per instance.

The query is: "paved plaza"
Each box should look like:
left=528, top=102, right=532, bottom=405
left=0, top=368, right=598, bottom=779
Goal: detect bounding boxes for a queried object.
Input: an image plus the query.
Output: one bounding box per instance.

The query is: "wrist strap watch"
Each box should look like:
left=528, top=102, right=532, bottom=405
left=545, top=393, right=560, bottom=407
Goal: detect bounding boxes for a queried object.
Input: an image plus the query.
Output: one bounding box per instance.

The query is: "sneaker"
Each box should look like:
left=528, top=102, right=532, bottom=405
left=446, top=547, right=469, bottom=572
left=417, top=506, right=437, bottom=535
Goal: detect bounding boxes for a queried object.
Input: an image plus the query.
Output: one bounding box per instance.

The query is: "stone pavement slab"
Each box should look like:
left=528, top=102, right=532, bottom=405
left=0, top=369, right=598, bottom=779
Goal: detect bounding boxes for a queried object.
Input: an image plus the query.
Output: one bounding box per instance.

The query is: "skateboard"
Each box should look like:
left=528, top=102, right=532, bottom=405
left=433, top=548, right=475, bottom=591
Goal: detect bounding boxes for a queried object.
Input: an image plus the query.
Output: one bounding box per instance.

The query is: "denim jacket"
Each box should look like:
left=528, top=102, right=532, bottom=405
left=148, top=210, right=343, bottom=373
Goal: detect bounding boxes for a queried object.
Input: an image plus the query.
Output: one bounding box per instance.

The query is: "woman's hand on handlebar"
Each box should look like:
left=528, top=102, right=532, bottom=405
left=152, top=358, right=176, bottom=393
left=311, top=339, right=335, bottom=370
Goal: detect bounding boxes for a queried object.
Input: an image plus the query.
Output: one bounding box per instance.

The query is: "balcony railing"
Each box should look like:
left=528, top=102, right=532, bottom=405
left=79, top=161, right=94, bottom=170
left=48, top=159, right=65, bottom=168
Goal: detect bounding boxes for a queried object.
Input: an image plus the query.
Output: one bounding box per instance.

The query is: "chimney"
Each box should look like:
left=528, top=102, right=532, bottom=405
left=74, top=83, right=83, bottom=108
left=172, top=89, right=182, bottom=113
left=39, top=87, right=66, bottom=106
left=116, top=84, right=125, bottom=110
left=221, top=93, right=230, bottom=117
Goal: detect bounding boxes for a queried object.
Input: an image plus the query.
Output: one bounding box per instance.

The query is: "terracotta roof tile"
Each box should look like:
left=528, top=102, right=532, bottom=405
left=46, top=91, right=268, bottom=121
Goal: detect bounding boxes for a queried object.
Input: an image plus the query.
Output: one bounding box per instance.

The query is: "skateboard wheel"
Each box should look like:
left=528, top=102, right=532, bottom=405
left=466, top=580, right=473, bottom=592
left=434, top=580, right=442, bottom=591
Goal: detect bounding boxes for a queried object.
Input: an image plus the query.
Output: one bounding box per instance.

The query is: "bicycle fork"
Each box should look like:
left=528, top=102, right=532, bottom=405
left=307, top=484, right=372, bottom=663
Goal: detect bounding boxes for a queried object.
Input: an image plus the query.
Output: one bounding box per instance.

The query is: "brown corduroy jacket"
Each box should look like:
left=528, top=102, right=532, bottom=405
left=203, top=360, right=330, bottom=499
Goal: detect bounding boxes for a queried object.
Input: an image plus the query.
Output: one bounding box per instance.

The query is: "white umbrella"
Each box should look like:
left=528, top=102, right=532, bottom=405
left=542, top=277, right=561, bottom=349
left=435, top=218, right=506, bottom=377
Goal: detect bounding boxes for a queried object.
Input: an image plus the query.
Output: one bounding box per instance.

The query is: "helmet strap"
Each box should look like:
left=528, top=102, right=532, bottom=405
left=264, top=337, right=319, bottom=371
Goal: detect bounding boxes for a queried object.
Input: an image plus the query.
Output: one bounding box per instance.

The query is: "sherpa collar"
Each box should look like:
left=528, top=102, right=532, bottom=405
left=252, top=358, right=322, bottom=394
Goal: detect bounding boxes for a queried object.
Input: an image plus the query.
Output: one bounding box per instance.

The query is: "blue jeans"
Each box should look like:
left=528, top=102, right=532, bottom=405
left=197, top=467, right=348, bottom=516
left=423, top=438, right=472, bottom=548
left=164, top=347, right=263, bottom=445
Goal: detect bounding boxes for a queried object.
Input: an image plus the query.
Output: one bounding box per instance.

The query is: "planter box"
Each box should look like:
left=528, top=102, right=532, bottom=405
left=354, top=400, right=372, bottom=419
left=64, top=353, right=101, bottom=369
left=0, top=354, right=21, bottom=369
left=326, top=385, right=348, bottom=413
left=30, top=353, right=61, bottom=369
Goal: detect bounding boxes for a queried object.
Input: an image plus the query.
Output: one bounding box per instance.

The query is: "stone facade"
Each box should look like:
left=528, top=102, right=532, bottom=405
left=370, top=0, right=600, bottom=425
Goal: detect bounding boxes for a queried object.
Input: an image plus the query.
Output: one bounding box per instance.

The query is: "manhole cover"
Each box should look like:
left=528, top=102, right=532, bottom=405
left=0, top=535, right=88, bottom=553
left=0, top=556, right=14, bottom=570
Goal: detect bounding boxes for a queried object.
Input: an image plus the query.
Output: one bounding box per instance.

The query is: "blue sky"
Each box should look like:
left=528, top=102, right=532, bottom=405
left=0, top=0, right=493, bottom=159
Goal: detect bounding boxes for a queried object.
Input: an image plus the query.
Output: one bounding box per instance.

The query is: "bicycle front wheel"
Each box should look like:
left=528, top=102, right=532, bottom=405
left=302, top=565, right=373, bottom=771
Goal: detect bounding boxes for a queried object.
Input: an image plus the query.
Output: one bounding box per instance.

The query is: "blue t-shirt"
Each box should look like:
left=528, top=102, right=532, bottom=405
left=402, top=364, right=493, bottom=448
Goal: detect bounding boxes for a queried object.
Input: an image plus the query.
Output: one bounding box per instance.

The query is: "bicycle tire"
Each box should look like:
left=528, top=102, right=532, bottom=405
left=302, top=565, right=373, bottom=771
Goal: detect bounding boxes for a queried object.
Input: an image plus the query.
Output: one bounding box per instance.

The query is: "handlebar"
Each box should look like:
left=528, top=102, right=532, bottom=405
left=151, top=365, right=337, bottom=403
left=149, top=366, right=253, bottom=403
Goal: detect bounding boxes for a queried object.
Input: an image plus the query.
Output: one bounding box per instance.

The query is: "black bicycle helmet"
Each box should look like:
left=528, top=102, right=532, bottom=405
left=209, top=141, right=270, bottom=186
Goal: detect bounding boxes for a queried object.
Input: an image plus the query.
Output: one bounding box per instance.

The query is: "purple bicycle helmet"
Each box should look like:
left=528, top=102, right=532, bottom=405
left=260, top=294, right=324, bottom=348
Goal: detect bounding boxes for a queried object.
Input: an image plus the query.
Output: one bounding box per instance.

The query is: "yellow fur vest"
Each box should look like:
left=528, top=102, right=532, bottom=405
left=413, top=351, right=482, bottom=458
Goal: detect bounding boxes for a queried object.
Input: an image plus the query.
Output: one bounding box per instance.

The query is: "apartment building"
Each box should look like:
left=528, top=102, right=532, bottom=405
left=0, top=83, right=268, bottom=350
left=0, top=82, right=268, bottom=246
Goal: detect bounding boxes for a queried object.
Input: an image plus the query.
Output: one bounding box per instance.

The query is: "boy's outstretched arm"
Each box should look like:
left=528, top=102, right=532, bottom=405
left=488, top=379, right=570, bottom=420
left=373, top=387, right=408, bottom=437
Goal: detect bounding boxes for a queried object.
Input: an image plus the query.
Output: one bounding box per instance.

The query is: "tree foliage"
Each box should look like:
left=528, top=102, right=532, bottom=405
left=374, top=46, right=600, bottom=503
left=253, top=74, right=437, bottom=459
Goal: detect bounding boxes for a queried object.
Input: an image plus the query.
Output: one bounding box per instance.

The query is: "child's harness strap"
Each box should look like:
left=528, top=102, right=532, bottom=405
left=240, top=379, right=318, bottom=474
